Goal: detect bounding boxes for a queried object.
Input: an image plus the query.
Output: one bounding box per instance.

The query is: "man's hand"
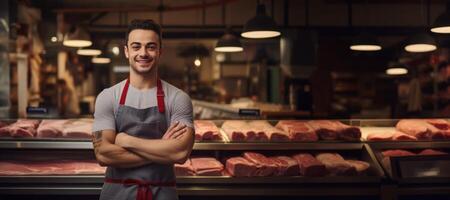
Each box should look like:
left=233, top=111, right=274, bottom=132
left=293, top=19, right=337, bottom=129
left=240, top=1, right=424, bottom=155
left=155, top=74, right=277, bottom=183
left=162, top=121, right=188, bottom=140
left=115, top=132, right=131, bottom=148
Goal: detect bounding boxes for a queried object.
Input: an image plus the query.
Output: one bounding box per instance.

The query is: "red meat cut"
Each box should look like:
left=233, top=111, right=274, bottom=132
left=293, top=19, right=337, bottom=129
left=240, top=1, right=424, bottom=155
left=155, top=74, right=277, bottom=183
left=194, top=120, right=222, bottom=141
left=191, top=157, right=224, bottom=176
left=174, top=159, right=195, bottom=176
left=269, top=156, right=300, bottom=176
left=242, top=152, right=277, bottom=176
left=292, top=153, right=327, bottom=177
left=315, top=153, right=357, bottom=176
left=276, top=120, right=318, bottom=141
left=225, top=157, right=257, bottom=177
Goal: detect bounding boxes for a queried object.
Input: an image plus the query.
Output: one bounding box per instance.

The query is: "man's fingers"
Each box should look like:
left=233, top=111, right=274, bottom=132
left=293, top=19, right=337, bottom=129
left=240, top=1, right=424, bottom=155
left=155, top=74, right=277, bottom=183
left=163, top=122, right=180, bottom=139
left=170, top=128, right=187, bottom=139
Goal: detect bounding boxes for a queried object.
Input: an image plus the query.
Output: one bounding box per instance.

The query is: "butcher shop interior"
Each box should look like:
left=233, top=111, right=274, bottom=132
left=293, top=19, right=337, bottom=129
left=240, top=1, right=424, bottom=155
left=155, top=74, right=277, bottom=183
left=0, top=0, right=449, bottom=200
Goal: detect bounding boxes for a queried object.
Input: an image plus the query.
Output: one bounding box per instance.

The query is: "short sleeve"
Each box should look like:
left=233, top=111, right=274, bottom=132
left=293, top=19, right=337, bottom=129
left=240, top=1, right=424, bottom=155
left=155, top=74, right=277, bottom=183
left=170, top=91, right=194, bottom=128
left=92, top=89, right=116, bottom=132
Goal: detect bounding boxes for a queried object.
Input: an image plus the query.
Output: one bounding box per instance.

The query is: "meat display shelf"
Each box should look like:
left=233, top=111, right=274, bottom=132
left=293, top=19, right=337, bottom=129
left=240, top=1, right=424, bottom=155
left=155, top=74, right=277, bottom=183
left=0, top=175, right=382, bottom=185
left=0, top=140, right=364, bottom=150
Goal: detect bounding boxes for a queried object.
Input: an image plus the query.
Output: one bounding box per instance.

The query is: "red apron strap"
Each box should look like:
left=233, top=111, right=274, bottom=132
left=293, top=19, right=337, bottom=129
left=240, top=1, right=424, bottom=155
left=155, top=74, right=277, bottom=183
left=120, top=78, right=165, bottom=113
left=156, top=78, right=165, bottom=113
left=119, top=79, right=130, bottom=105
left=104, top=178, right=176, bottom=200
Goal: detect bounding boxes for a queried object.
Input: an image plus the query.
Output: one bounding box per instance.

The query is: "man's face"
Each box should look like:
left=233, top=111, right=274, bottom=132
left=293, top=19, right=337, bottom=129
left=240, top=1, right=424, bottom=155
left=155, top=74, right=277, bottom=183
left=124, top=29, right=161, bottom=75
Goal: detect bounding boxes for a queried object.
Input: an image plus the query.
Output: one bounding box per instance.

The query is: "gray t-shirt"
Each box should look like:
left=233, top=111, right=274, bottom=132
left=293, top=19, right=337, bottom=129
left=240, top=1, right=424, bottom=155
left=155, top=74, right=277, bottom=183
left=92, top=79, right=193, bottom=133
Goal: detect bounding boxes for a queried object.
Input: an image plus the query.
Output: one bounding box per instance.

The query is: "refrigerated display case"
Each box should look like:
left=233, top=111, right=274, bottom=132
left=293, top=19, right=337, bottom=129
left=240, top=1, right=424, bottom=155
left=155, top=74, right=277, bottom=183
left=0, top=118, right=449, bottom=200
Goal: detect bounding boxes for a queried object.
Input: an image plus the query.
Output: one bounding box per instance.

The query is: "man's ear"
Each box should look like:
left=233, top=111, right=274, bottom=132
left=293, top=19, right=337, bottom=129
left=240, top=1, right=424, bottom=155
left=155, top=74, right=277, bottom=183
left=124, top=45, right=129, bottom=58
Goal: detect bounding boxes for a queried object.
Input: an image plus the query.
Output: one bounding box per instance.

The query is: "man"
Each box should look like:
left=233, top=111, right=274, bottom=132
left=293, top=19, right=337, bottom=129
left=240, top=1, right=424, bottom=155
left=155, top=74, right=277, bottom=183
left=92, top=19, right=194, bottom=200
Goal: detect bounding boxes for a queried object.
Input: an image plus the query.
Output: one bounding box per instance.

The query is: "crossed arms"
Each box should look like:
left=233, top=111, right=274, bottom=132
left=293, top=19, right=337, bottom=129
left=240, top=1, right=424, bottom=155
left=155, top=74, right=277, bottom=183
left=92, top=122, right=194, bottom=168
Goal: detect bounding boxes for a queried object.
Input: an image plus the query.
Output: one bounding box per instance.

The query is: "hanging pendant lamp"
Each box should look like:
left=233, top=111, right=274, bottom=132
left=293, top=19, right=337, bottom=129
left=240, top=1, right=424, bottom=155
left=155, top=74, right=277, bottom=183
left=386, top=61, right=408, bottom=75
left=404, top=33, right=437, bottom=53
left=350, top=33, right=382, bottom=51
left=63, top=26, right=92, bottom=48
left=215, top=28, right=243, bottom=52
left=431, top=12, right=450, bottom=33
left=241, top=4, right=280, bottom=39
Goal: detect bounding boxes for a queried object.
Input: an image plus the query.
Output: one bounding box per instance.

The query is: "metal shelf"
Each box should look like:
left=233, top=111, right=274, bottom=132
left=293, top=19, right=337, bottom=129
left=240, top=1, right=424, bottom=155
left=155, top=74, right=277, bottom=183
left=0, top=140, right=364, bottom=150
left=0, top=175, right=381, bottom=185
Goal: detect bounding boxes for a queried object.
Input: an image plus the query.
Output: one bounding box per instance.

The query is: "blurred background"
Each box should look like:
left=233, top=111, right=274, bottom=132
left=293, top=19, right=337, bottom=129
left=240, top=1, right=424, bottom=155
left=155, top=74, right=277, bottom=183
left=0, top=0, right=449, bottom=120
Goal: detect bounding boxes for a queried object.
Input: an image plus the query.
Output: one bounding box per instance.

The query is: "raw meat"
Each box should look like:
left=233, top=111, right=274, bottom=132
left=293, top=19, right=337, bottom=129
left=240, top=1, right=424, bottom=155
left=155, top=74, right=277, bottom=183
left=315, top=153, right=357, bottom=176
left=396, top=119, right=444, bottom=140
left=425, top=119, right=450, bottom=130
left=221, top=121, right=247, bottom=141
left=292, top=153, right=327, bottom=177
left=225, top=157, right=257, bottom=177
left=174, top=159, right=195, bottom=176
left=248, top=121, right=287, bottom=142
left=307, top=120, right=339, bottom=140
left=0, top=119, right=40, bottom=138
left=346, top=160, right=370, bottom=174
left=191, top=157, right=224, bottom=176
left=194, top=120, right=222, bottom=141
left=418, top=149, right=447, bottom=156
left=269, top=156, right=300, bottom=176
left=366, top=132, right=394, bottom=141
left=382, top=150, right=415, bottom=157
left=276, top=120, right=318, bottom=141
left=62, top=119, right=93, bottom=138
left=392, top=131, right=417, bottom=141
left=243, top=152, right=277, bottom=176
left=0, top=160, right=105, bottom=175
left=37, top=120, right=68, bottom=138
left=335, top=121, right=361, bottom=141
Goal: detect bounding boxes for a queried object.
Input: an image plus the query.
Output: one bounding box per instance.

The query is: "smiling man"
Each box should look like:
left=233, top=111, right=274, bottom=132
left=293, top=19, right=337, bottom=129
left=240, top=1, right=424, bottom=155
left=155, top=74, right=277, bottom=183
left=92, top=19, right=194, bottom=200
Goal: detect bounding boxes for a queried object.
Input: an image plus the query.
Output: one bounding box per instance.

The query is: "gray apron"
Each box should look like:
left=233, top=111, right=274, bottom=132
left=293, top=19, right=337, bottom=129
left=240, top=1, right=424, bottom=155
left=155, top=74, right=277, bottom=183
left=99, top=78, right=178, bottom=200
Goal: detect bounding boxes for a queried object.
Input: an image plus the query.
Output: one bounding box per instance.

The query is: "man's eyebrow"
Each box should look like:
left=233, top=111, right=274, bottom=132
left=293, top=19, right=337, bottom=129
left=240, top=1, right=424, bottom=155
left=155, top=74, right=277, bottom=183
left=130, top=42, right=157, bottom=46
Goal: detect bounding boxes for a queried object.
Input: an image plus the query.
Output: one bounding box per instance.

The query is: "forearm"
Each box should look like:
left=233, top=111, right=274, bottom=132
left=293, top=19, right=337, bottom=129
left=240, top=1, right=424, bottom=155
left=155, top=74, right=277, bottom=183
left=121, top=129, right=194, bottom=164
left=95, top=143, right=150, bottom=168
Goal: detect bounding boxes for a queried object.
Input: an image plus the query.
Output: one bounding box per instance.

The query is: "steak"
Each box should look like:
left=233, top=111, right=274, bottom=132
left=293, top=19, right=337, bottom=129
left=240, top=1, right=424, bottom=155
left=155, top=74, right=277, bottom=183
left=248, top=121, right=285, bottom=142
left=392, top=131, right=418, bottom=141
left=174, top=159, right=195, bottom=176
left=194, top=120, right=222, bottom=141
left=62, top=119, right=93, bottom=138
left=221, top=121, right=247, bottom=141
left=396, top=119, right=445, bottom=140
left=225, top=157, right=257, bottom=177
left=191, top=157, right=224, bottom=176
left=315, top=153, right=357, bottom=176
left=270, top=156, right=300, bottom=176
left=242, top=152, right=277, bottom=176
left=346, top=160, right=370, bottom=175
left=276, top=120, right=318, bottom=141
left=418, top=149, right=447, bottom=156
left=37, top=120, right=68, bottom=138
left=307, top=120, right=339, bottom=140
left=367, top=132, right=394, bottom=141
left=292, top=153, right=327, bottom=177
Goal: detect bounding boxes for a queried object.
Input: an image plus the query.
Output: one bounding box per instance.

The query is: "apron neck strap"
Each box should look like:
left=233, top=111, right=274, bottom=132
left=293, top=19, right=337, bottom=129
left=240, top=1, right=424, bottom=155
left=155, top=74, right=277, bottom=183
left=119, top=77, right=165, bottom=113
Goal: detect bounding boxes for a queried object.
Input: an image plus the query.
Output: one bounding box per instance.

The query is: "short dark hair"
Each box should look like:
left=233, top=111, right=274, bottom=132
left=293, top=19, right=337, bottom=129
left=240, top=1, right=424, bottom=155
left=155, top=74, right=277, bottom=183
left=125, top=19, right=162, bottom=48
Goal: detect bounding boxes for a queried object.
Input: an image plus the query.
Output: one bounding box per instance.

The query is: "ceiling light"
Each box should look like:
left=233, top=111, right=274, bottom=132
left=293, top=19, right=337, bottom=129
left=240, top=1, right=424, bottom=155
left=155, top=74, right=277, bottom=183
left=386, top=62, right=408, bottom=75
left=431, top=10, right=450, bottom=33
left=241, top=4, right=280, bottom=39
left=350, top=34, right=382, bottom=51
left=386, top=68, right=408, bottom=75
left=92, top=57, right=111, bottom=64
left=404, top=33, right=437, bottom=53
left=63, top=26, right=92, bottom=48
left=77, top=49, right=102, bottom=56
left=112, top=46, right=120, bottom=56
left=194, top=58, right=201, bottom=67
left=215, top=29, right=243, bottom=52
left=51, top=36, right=57, bottom=43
